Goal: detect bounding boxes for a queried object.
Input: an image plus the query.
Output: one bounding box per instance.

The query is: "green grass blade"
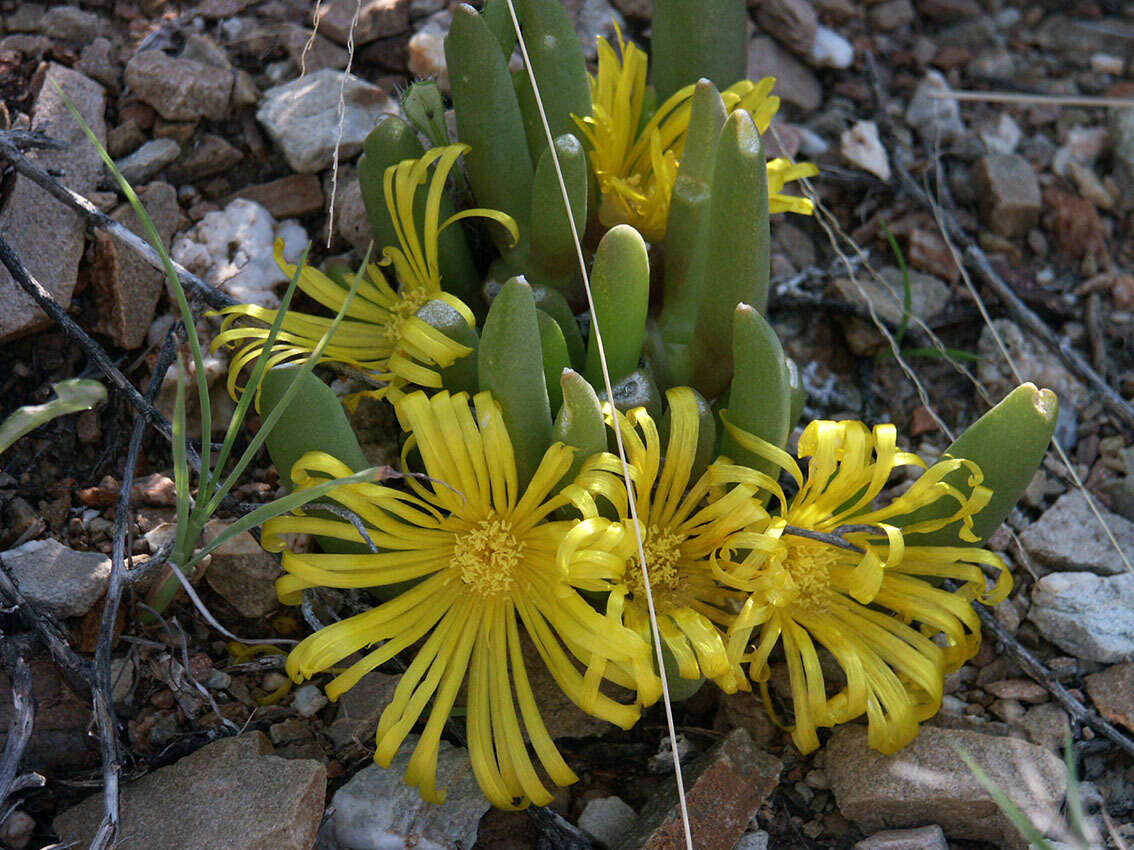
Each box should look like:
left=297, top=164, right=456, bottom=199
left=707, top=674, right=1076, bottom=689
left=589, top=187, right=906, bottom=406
left=882, top=223, right=911, bottom=348
left=183, top=465, right=390, bottom=574
left=204, top=246, right=372, bottom=515
left=171, top=355, right=192, bottom=553
left=56, top=83, right=215, bottom=492
left=206, top=244, right=310, bottom=498
left=956, top=747, right=1057, bottom=850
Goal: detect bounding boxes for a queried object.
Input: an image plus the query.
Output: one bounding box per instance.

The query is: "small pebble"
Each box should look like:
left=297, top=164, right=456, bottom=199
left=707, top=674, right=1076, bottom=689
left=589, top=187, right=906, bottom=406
left=292, top=683, right=329, bottom=718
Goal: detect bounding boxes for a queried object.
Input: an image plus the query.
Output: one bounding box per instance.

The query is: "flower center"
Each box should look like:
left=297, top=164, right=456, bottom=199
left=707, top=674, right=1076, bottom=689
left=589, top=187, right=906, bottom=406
left=383, top=288, right=431, bottom=344
left=451, top=518, right=523, bottom=597
left=628, top=526, right=684, bottom=600
left=782, top=538, right=838, bottom=610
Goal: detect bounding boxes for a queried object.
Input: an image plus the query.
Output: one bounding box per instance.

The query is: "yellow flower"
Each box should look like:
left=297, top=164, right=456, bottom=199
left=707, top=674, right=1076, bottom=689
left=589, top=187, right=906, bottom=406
left=596, top=388, right=770, bottom=700
left=715, top=418, right=1012, bottom=755
left=572, top=30, right=820, bottom=242
left=211, top=145, right=517, bottom=403
left=261, top=390, right=651, bottom=808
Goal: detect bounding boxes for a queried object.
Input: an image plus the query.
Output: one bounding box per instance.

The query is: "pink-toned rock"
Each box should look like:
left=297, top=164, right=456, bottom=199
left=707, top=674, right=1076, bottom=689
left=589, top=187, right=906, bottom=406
left=1085, top=662, right=1134, bottom=731
left=234, top=174, right=324, bottom=220
left=124, top=50, right=232, bottom=122
left=91, top=183, right=184, bottom=349
left=618, top=729, right=782, bottom=850
left=0, top=64, right=106, bottom=342
left=316, top=0, right=410, bottom=45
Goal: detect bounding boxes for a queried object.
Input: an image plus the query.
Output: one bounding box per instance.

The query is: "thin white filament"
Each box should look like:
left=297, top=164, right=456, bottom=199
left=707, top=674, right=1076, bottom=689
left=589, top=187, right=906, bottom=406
left=500, top=4, right=695, bottom=846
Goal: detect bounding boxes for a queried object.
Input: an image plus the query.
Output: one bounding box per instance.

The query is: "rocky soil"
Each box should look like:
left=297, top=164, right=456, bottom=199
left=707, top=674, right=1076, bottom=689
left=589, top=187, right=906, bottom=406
left=1, top=0, right=1133, bottom=848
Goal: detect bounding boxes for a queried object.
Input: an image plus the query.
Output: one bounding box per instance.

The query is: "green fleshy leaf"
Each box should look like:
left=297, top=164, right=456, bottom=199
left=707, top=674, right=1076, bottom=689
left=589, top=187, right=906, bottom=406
left=660, top=80, right=728, bottom=344
left=417, top=299, right=480, bottom=396
left=902, top=384, right=1058, bottom=546
left=584, top=224, right=650, bottom=387
left=537, top=310, right=570, bottom=413
left=721, top=304, right=791, bottom=478
left=478, top=276, right=553, bottom=488
left=446, top=4, right=533, bottom=265
left=689, top=110, right=770, bottom=400
left=259, top=366, right=369, bottom=483
left=515, top=0, right=591, bottom=155
left=553, top=368, right=607, bottom=488
left=650, top=0, right=748, bottom=101
left=527, top=133, right=588, bottom=290
left=532, top=285, right=585, bottom=370
left=402, top=81, right=451, bottom=148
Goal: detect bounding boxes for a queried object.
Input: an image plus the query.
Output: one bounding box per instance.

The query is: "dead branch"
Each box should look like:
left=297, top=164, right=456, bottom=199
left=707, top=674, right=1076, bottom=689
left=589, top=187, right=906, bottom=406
left=0, top=233, right=188, bottom=460
left=0, top=130, right=234, bottom=312
left=0, top=638, right=39, bottom=805
left=862, top=52, right=1134, bottom=433
left=971, top=599, right=1134, bottom=759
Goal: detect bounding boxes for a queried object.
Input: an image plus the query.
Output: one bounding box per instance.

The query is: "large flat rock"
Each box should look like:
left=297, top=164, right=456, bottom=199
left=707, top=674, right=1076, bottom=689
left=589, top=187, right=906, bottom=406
left=0, top=64, right=106, bottom=342
left=827, top=725, right=1066, bottom=849
left=54, top=733, right=326, bottom=850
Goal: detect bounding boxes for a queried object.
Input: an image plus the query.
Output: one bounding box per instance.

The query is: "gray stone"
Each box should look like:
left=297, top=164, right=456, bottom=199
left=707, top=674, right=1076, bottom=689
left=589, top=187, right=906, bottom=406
left=733, top=831, right=770, bottom=850
left=78, top=37, right=120, bottom=91
left=114, top=137, right=181, bottom=184
left=0, top=809, right=34, bottom=850
left=906, top=70, right=966, bottom=145
left=91, top=181, right=183, bottom=349
left=55, top=733, right=326, bottom=850
left=292, top=684, right=329, bottom=718
left=564, top=0, right=625, bottom=61
left=1028, top=572, right=1134, bottom=663
left=1021, top=491, right=1134, bottom=576
left=973, top=154, right=1041, bottom=238
left=124, top=50, right=232, bottom=122
left=869, top=0, right=916, bottom=31
left=330, top=166, right=372, bottom=255
left=854, top=825, right=948, bottom=850
left=827, top=726, right=1066, bottom=849
left=977, top=320, right=1087, bottom=412
left=257, top=69, right=400, bottom=173
left=0, top=64, right=106, bottom=343
left=4, top=3, right=44, bottom=32
left=1, top=537, right=110, bottom=618
left=320, top=735, right=490, bottom=850
left=1014, top=702, right=1070, bottom=753
left=165, top=133, right=243, bottom=183
left=316, top=0, right=410, bottom=45
left=40, top=6, right=101, bottom=41
left=578, top=796, right=637, bottom=847
left=754, top=0, right=817, bottom=56
left=202, top=519, right=283, bottom=618
left=616, top=729, right=781, bottom=850
left=748, top=36, right=821, bottom=113
left=834, top=266, right=950, bottom=327
left=280, top=22, right=350, bottom=72
left=180, top=32, right=231, bottom=70
left=326, top=671, right=400, bottom=753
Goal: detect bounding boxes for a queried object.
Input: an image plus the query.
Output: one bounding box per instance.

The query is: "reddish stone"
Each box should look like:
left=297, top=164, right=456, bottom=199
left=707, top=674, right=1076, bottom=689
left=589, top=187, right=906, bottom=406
left=909, top=405, right=940, bottom=436
left=1043, top=187, right=1106, bottom=262
left=619, top=729, right=781, bottom=850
